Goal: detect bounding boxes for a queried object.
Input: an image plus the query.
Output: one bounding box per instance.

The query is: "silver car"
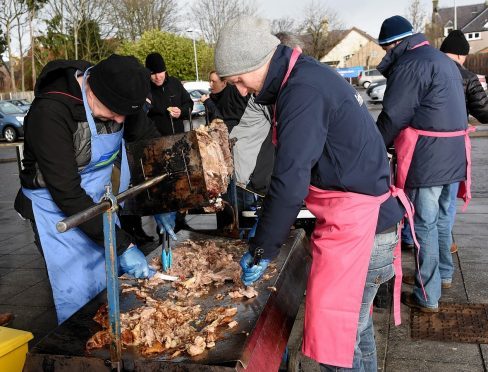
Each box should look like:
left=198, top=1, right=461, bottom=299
left=358, top=69, right=384, bottom=88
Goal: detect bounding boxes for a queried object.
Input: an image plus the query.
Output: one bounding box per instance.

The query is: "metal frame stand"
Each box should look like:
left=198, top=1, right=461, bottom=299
left=102, top=185, right=122, bottom=371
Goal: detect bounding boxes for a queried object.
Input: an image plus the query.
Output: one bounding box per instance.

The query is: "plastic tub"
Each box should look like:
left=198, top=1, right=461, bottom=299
left=0, top=326, right=33, bottom=372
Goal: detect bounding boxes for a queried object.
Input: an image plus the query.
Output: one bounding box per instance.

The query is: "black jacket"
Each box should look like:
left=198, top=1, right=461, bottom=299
left=203, top=84, right=249, bottom=132
left=455, top=62, right=488, bottom=123
left=14, top=59, right=159, bottom=255
left=147, top=75, right=193, bottom=136
left=250, top=46, right=404, bottom=260
left=377, top=33, right=468, bottom=188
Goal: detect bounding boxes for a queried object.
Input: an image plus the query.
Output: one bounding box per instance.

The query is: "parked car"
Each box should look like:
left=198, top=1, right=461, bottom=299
left=6, top=98, right=31, bottom=113
left=183, top=81, right=210, bottom=91
left=0, top=101, right=25, bottom=142
left=369, top=81, right=387, bottom=103
left=366, top=78, right=387, bottom=96
left=358, top=69, right=383, bottom=88
left=186, top=88, right=208, bottom=117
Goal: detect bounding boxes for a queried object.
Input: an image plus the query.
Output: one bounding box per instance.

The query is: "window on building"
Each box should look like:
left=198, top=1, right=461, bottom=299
left=444, top=27, right=453, bottom=36
left=466, top=32, right=481, bottom=40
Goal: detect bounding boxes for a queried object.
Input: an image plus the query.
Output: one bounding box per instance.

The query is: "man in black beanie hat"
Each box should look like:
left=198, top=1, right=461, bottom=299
left=440, top=30, right=488, bottom=255
left=13, top=54, right=176, bottom=324
left=145, top=52, right=194, bottom=136
left=440, top=30, right=488, bottom=125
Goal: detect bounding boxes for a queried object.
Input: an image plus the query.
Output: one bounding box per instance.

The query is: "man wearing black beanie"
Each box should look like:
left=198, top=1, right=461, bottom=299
left=145, top=52, right=194, bottom=136
left=440, top=30, right=488, bottom=125
left=440, top=30, right=488, bottom=255
left=13, top=54, right=175, bottom=324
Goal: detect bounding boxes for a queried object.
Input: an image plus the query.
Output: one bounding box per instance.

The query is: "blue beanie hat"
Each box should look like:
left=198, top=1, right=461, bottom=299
left=378, top=16, right=414, bottom=45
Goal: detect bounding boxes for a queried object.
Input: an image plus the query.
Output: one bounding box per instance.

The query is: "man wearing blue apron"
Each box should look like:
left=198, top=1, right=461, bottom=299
left=14, top=55, right=175, bottom=324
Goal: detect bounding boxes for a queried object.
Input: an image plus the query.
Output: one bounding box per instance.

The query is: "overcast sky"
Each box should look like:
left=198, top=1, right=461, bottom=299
left=253, top=0, right=482, bottom=37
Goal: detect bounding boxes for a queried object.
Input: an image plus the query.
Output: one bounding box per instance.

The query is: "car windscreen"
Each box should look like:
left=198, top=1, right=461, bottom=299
left=0, top=101, right=24, bottom=115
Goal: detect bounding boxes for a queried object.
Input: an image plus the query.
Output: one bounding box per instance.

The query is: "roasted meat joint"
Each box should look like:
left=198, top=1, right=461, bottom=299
left=86, top=238, right=267, bottom=358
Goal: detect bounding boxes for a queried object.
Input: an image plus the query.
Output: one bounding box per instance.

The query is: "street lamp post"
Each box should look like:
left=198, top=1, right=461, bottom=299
left=187, top=29, right=199, bottom=81
left=454, top=0, right=457, bottom=29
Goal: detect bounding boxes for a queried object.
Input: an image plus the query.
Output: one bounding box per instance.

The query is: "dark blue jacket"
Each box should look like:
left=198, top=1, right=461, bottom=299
left=252, top=45, right=404, bottom=260
left=377, top=33, right=468, bottom=188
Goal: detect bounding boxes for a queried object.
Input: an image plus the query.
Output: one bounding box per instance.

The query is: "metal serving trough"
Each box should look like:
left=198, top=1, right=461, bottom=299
left=25, top=229, right=311, bottom=372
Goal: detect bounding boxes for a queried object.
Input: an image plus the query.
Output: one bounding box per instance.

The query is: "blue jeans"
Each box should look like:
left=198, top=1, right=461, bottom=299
left=448, top=182, right=460, bottom=231
left=321, top=228, right=398, bottom=372
left=402, top=181, right=458, bottom=243
left=408, top=185, right=453, bottom=308
left=401, top=219, right=413, bottom=245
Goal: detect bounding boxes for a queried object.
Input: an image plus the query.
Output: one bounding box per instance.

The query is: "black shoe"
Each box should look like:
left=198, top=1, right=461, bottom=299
left=401, top=292, right=439, bottom=313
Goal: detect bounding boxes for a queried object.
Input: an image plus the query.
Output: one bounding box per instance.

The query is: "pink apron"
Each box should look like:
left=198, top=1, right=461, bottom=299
left=394, top=125, right=475, bottom=211
left=301, top=185, right=416, bottom=367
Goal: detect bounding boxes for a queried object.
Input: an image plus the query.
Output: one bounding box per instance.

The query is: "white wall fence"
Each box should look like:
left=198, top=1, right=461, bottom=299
left=0, top=91, right=34, bottom=101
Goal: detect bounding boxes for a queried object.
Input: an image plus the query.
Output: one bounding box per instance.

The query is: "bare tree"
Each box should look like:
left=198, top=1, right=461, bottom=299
left=0, top=0, right=25, bottom=91
left=14, top=2, right=29, bottom=91
left=300, top=0, right=344, bottom=59
left=189, top=0, right=257, bottom=44
left=108, top=0, right=179, bottom=41
left=43, top=0, right=116, bottom=61
left=23, top=0, right=48, bottom=88
left=270, top=17, right=297, bottom=35
left=405, top=0, right=427, bottom=33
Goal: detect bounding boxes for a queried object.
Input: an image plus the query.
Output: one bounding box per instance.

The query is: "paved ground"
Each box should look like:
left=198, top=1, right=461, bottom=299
left=1, top=91, right=487, bottom=370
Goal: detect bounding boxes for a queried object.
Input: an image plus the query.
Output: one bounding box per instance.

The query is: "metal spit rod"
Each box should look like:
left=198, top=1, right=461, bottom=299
left=56, top=173, right=169, bottom=233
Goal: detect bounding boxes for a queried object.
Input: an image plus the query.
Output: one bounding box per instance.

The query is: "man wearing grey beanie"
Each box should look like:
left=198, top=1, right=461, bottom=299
left=215, top=16, right=408, bottom=371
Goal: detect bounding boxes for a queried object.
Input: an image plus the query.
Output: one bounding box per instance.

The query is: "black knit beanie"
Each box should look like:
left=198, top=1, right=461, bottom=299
left=145, top=52, right=166, bottom=74
left=440, top=30, right=470, bottom=55
left=89, top=54, right=150, bottom=116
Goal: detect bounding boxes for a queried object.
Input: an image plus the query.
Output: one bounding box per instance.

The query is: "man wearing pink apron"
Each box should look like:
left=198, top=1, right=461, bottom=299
left=215, top=17, right=408, bottom=370
left=376, top=16, right=470, bottom=312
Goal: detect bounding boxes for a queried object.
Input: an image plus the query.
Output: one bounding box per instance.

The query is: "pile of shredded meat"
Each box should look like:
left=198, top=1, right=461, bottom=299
left=86, top=239, right=270, bottom=358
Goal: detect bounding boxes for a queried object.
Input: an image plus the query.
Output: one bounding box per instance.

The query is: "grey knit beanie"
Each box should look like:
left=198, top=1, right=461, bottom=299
left=215, top=16, right=280, bottom=78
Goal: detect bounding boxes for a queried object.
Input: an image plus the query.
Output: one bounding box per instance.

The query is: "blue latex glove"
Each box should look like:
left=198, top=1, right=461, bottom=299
left=119, top=246, right=154, bottom=279
left=154, top=212, right=177, bottom=240
left=239, top=251, right=271, bottom=286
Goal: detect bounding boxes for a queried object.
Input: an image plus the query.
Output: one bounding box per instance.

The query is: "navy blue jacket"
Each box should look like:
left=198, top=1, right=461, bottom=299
left=252, top=45, right=404, bottom=260
left=377, top=34, right=468, bottom=188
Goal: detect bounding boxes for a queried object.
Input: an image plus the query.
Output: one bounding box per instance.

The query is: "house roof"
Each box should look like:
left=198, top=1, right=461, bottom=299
left=463, top=7, right=488, bottom=33
left=438, top=3, right=488, bottom=32
left=321, top=27, right=377, bottom=55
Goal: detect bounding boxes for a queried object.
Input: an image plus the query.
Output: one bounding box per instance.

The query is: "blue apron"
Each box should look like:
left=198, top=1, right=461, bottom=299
left=22, top=68, right=130, bottom=324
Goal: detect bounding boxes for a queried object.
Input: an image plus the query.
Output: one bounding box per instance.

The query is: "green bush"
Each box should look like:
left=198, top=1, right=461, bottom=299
left=117, top=29, right=214, bottom=81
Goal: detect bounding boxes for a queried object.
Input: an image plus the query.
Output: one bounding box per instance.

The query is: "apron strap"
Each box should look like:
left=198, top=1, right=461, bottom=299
left=459, top=126, right=476, bottom=211
left=272, top=48, right=301, bottom=146
left=409, top=40, right=430, bottom=50
left=81, top=67, right=99, bottom=138
left=390, top=186, right=427, bottom=304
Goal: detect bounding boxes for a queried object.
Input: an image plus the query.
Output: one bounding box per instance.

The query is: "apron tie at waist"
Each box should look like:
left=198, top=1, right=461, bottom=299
left=394, top=125, right=475, bottom=210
